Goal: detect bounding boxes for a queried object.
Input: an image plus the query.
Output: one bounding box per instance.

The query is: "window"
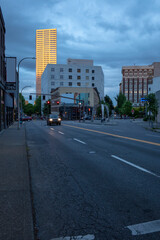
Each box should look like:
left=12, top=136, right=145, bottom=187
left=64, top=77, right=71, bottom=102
left=86, top=76, right=89, bottom=80
left=60, top=82, right=63, bottom=86
left=69, top=68, right=72, bottom=72
left=77, top=82, right=81, bottom=86
left=51, top=68, right=55, bottom=72
left=92, top=83, right=95, bottom=87
left=60, top=68, right=64, bottom=72
left=60, top=75, right=63, bottom=79
left=68, top=82, right=72, bottom=86
left=92, top=70, right=95, bottom=73
left=77, top=69, right=81, bottom=73
left=51, top=82, right=55, bottom=86
left=92, top=77, right=94, bottom=80
left=149, top=87, right=151, bottom=91
left=77, top=76, right=81, bottom=80
left=69, top=75, right=72, bottom=79
left=86, top=69, right=89, bottom=73
left=51, top=75, right=54, bottom=79
left=86, top=83, right=89, bottom=86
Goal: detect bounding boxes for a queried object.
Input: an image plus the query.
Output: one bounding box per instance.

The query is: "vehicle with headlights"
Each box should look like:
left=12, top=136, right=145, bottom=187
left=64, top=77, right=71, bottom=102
left=47, top=114, right=61, bottom=126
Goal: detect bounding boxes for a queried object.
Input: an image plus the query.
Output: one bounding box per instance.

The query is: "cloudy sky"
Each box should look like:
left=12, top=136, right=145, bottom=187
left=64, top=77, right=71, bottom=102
left=1, top=0, right=160, bottom=105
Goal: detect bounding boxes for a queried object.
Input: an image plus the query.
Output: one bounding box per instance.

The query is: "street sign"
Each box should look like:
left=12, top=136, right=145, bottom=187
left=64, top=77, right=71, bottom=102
left=141, top=98, right=147, bottom=102
left=6, top=82, right=16, bottom=91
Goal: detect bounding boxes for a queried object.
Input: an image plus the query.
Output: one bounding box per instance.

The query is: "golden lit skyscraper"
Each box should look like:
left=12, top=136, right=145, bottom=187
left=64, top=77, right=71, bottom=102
left=36, top=29, right=57, bottom=94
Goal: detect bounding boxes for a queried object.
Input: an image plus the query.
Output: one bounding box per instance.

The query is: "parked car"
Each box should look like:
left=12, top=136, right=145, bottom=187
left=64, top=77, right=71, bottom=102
left=47, top=114, right=61, bottom=126
left=21, top=116, right=32, bottom=121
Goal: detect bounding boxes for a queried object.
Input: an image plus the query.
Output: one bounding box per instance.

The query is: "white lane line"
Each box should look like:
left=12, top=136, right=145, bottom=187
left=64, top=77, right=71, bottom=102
left=146, top=134, right=160, bottom=138
left=58, top=131, right=64, bottom=135
left=51, top=128, right=54, bottom=131
left=111, top=155, right=160, bottom=178
left=127, top=219, right=160, bottom=236
left=73, top=138, right=86, bottom=145
left=51, top=234, right=95, bottom=240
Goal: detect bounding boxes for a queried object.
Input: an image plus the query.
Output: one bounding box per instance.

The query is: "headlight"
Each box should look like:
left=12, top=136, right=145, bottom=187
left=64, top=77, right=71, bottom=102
left=49, top=118, right=53, bottom=121
left=58, top=118, right=61, bottom=121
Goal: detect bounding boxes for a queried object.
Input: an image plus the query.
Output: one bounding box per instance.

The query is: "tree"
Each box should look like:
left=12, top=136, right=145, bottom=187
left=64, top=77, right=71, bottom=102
left=104, top=95, right=114, bottom=115
left=19, top=93, right=25, bottom=112
left=43, top=100, right=51, bottom=115
left=24, top=103, right=34, bottom=116
left=121, top=101, right=132, bottom=116
left=34, top=96, right=41, bottom=115
left=145, top=93, right=158, bottom=120
left=115, top=93, right=126, bottom=115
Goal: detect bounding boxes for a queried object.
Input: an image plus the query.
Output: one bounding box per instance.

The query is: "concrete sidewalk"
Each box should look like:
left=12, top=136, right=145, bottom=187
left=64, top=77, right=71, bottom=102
left=0, top=123, right=34, bottom=240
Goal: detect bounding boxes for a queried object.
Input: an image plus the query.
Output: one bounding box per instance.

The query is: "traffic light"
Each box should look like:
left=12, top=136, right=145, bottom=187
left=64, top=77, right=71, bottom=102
left=56, top=101, right=60, bottom=105
left=29, top=95, right=32, bottom=100
left=47, top=100, right=50, bottom=105
left=88, top=108, right=91, bottom=112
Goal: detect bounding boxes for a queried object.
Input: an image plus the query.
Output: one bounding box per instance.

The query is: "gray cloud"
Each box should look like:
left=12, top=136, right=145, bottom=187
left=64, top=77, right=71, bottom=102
left=1, top=0, right=160, bottom=103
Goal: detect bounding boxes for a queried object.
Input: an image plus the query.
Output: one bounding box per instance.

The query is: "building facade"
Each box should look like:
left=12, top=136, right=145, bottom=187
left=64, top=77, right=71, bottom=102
left=148, top=76, right=160, bottom=123
left=36, top=29, right=57, bottom=95
left=0, top=7, right=6, bottom=131
left=41, top=59, right=104, bottom=108
left=6, top=57, right=18, bottom=122
left=120, top=62, right=160, bottom=107
left=50, top=87, right=100, bottom=119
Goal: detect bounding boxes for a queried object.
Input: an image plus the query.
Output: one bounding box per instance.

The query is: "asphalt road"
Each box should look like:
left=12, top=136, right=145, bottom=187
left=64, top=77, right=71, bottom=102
left=25, top=120, right=160, bottom=240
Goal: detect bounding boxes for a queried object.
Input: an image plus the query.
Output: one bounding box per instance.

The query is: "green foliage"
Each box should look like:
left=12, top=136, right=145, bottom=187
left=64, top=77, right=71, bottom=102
left=121, top=101, right=132, bottom=116
left=104, top=95, right=114, bottom=115
left=145, top=93, right=158, bottom=119
left=19, top=93, right=25, bottom=111
left=24, top=103, right=34, bottom=116
left=34, top=96, right=41, bottom=115
left=115, top=93, right=126, bottom=115
left=43, top=100, right=51, bottom=115
left=132, top=106, right=145, bottom=118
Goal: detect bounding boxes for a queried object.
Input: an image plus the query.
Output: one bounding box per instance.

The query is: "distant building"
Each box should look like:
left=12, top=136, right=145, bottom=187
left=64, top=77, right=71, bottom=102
left=50, top=87, right=100, bottom=119
left=120, top=62, right=160, bottom=106
left=36, top=29, right=57, bottom=95
left=148, top=76, right=160, bottom=123
left=41, top=59, right=104, bottom=109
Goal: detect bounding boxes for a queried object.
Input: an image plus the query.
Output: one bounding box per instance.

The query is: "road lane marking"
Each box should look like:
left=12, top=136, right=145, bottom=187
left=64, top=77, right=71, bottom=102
left=63, top=124, right=160, bottom=147
left=51, top=234, right=95, bottom=240
left=127, top=219, right=160, bottom=235
left=146, top=134, right=160, bottom=138
left=58, top=131, right=64, bottom=135
left=51, top=128, right=54, bottom=131
left=73, top=138, right=86, bottom=144
left=89, top=151, right=96, bottom=154
left=111, top=155, right=160, bottom=178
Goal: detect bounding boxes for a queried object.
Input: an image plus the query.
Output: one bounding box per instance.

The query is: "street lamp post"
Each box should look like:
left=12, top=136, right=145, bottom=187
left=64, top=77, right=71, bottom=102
left=17, top=57, right=36, bottom=129
left=20, top=86, right=31, bottom=119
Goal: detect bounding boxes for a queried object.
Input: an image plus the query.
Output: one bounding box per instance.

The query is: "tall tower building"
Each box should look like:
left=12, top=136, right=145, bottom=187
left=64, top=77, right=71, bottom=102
left=36, top=29, right=57, bottom=95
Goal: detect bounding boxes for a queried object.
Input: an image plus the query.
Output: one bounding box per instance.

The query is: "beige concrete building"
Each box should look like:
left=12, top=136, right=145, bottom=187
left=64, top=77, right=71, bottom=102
left=51, top=87, right=100, bottom=114
left=120, top=62, right=160, bottom=106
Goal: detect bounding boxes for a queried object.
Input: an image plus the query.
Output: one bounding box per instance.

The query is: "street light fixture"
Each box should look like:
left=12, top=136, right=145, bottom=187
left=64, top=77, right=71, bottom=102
left=17, top=57, right=36, bottom=129
left=20, top=86, right=31, bottom=118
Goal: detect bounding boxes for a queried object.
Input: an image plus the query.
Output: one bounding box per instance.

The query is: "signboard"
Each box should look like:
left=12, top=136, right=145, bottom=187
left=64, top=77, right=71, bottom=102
left=141, top=98, right=147, bottom=102
left=6, top=82, right=16, bottom=91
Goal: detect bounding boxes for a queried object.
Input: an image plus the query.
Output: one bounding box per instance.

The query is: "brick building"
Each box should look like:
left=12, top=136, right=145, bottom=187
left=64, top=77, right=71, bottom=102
left=120, top=62, right=160, bottom=107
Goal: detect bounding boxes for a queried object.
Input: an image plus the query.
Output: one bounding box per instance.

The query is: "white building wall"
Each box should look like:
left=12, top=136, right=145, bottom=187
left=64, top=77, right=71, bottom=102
left=41, top=62, right=104, bottom=109
left=148, top=76, right=160, bottom=94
